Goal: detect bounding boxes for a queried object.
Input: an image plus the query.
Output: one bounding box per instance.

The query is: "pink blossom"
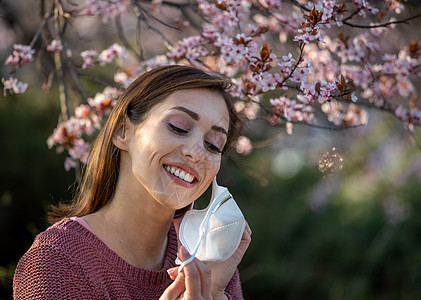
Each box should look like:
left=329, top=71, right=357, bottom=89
left=167, top=36, right=206, bottom=60
left=259, top=0, right=282, bottom=9
left=202, top=24, right=220, bottom=40
left=353, top=0, right=379, bottom=17
left=278, top=53, right=296, bottom=77
left=321, top=101, right=368, bottom=126
left=98, top=43, right=126, bottom=65
left=85, top=0, right=130, bottom=23
left=2, top=77, right=28, bottom=95
left=385, top=0, right=405, bottom=14
left=80, top=50, right=98, bottom=69
left=293, top=26, right=321, bottom=44
left=270, top=96, right=315, bottom=124
left=221, top=43, right=247, bottom=63
left=254, top=72, right=280, bottom=92
left=317, top=80, right=337, bottom=102
left=235, top=136, right=252, bottom=155
left=64, top=157, right=78, bottom=171
left=394, top=105, right=421, bottom=132
left=141, top=55, right=171, bottom=71
left=4, top=44, right=35, bottom=68
left=308, top=0, right=345, bottom=28
left=69, top=139, right=90, bottom=163
left=47, top=117, right=82, bottom=150
left=46, top=39, right=63, bottom=52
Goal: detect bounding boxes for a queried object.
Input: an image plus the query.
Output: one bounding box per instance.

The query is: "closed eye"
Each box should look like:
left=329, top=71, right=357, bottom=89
left=168, top=123, right=188, bottom=134
left=205, top=141, right=222, bottom=154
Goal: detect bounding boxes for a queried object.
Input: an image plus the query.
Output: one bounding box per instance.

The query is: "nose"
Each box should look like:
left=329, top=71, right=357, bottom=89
left=181, top=138, right=205, bottom=163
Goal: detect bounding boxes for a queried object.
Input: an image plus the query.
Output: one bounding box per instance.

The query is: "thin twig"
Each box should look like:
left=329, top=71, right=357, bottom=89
left=137, top=2, right=181, bottom=31
left=342, top=8, right=362, bottom=22
left=343, top=14, right=421, bottom=28
left=115, top=15, right=142, bottom=60
left=30, top=7, right=54, bottom=48
left=278, top=43, right=305, bottom=88
left=77, top=73, right=118, bottom=88
left=289, top=0, right=421, bottom=29
left=289, top=0, right=309, bottom=13
left=136, top=19, right=145, bottom=61
left=131, top=0, right=173, bottom=50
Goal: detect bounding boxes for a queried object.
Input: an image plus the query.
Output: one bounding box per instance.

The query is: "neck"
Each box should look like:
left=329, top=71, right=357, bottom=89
left=84, top=174, right=175, bottom=270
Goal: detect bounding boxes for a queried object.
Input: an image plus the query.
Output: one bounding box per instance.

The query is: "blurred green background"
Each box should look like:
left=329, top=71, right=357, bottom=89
left=1, top=86, right=421, bottom=299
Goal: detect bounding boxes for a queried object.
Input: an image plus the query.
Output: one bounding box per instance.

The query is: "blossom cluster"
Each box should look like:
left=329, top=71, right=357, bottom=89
left=2, top=0, right=421, bottom=169
left=2, top=77, right=28, bottom=95
left=4, top=44, right=34, bottom=70
left=321, top=101, right=368, bottom=127
left=394, top=105, right=421, bottom=132
left=46, top=39, right=63, bottom=53
left=85, top=0, right=130, bottom=23
left=81, top=43, right=127, bottom=69
left=47, top=87, right=122, bottom=170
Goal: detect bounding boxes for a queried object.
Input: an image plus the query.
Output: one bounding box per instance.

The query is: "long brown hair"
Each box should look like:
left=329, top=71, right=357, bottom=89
left=48, top=65, right=243, bottom=224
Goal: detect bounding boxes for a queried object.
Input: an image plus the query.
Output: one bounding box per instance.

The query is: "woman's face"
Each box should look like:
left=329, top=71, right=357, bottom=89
left=124, top=88, right=230, bottom=211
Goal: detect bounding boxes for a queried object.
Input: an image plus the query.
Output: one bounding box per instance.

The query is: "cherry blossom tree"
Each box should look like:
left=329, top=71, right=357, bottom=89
left=2, top=0, right=421, bottom=171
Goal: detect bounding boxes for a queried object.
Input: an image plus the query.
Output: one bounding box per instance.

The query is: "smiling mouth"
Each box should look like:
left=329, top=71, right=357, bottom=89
left=164, top=165, right=196, bottom=183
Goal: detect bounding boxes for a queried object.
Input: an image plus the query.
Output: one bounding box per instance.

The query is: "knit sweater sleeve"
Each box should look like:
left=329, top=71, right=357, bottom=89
left=13, top=243, right=97, bottom=299
left=224, top=269, right=244, bottom=300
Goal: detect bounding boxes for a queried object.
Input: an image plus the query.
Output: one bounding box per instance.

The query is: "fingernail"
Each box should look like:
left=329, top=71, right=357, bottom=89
left=167, top=268, right=177, bottom=276
left=167, top=268, right=178, bottom=280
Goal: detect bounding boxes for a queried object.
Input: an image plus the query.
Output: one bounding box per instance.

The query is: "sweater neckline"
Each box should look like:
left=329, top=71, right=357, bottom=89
left=62, top=218, right=178, bottom=286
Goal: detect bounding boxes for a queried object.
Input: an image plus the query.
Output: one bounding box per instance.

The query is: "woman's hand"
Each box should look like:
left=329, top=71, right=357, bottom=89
left=171, top=219, right=252, bottom=299
left=206, top=222, right=252, bottom=299
left=161, top=246, right=212, bottom=300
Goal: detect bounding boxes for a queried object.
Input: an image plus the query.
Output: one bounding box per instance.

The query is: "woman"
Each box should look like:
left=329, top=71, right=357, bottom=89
left=13, top=65, right=251, bottom=299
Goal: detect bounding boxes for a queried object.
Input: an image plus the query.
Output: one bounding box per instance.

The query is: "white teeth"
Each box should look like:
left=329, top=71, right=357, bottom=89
left=165, top=165, right=194, bottom=183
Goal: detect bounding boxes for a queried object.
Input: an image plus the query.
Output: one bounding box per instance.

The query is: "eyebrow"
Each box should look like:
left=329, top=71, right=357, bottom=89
left=171, top=106, right=228, bottom=136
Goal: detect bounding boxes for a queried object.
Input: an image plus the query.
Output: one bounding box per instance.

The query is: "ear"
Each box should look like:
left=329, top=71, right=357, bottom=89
left=112, top=116, right=131, bottom=151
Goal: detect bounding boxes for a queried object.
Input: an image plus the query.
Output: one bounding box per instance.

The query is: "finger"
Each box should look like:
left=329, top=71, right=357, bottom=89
left=193, top=258, right=212, bottom=298
left=167, top=267, right=179, bottom=281
left=160, top=269, right=186, bottom=300
left=180, top=246, right=202, bottom=298
left=239, top=227, right=252, bottom=253
left=228, top=228, right=252, bottom=265
left=245, top=221, right=252, bottom=236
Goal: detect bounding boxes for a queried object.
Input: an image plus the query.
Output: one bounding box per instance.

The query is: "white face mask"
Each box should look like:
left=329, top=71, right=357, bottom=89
left=176, top=178, right=246, bottom=269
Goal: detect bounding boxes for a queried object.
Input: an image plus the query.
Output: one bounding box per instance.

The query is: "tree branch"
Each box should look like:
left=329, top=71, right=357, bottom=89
left=343, top=14, right=421, bottom=28
left=131, top=0, right=173, bottom=50
left=53, top=0, right=69, bottom=121
left=30, top=5, right=54, bottom=48
left=115, top=15, right=142, bottom=61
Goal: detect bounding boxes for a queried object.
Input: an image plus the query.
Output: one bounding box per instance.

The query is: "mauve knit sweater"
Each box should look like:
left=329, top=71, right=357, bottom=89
left=13, top=218, right=243, bottom=299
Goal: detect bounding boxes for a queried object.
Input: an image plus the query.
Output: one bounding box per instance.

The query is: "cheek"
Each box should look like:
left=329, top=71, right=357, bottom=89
left=200, top=155, right=221, bottom=184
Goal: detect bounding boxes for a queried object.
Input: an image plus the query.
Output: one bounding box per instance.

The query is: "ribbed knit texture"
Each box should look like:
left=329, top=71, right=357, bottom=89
left=13, top=218, right=243, bottom=299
